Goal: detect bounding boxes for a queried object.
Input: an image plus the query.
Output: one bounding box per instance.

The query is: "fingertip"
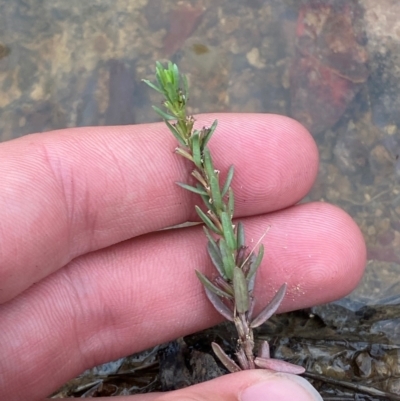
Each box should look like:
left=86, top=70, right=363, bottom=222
left=239, top=371, right=322, bottom=401
left=298, top=202, right=366, bottom=301
left=136, top=370, right=322, bottom=401
left=203, top=113, right=319, bottom=213
left=253, top=201, right=367, bottom=310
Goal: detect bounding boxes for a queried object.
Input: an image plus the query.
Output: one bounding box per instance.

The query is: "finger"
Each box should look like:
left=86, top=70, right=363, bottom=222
left=0, top=113, right=318, bottom=303
left=0, top=202, right=366, bottom=400
left=88, top=370, right=322, bottom=401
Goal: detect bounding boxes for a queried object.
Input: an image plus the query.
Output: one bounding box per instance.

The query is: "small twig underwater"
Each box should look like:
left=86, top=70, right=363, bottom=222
left=143, top=61, right=304, bottom=375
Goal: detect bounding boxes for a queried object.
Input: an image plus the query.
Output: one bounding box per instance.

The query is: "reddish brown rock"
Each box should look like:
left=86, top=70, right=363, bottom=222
left=290, top=1, right=368, bottom=134
left=163, top=2, right=205, bottom=57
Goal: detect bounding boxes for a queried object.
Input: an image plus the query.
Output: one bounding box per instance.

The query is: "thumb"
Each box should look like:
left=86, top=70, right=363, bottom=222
left=114, top=370, right=323, bottom=401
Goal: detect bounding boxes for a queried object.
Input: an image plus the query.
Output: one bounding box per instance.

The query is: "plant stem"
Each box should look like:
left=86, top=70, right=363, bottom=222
left=143, top=61, right=304, bottom=375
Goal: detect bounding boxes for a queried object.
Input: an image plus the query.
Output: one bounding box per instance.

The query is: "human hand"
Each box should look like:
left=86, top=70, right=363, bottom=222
left=0, top=114, right=366, bottom=400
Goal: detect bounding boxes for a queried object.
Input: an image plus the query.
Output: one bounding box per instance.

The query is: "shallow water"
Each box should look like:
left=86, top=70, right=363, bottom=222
left=2, top=0, right=400, bottom=398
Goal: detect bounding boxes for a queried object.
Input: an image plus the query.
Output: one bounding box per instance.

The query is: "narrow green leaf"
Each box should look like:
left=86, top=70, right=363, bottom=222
left=204, top=231, right=232, bottom=281
left=250, top=283, right=287, bottom=328
left=246, top=244, right=264, bottom=279
left=202, top=119, right=218, bottom=150
left=214, top=276, right=234, bottom=296
left=199, top=192, right=216, bottom=215
left=221, top=211, right=236, bottom=251
left=191, top=132, right=202, bottom=169
left=221, top=165, right=234, bottom=197
left=211, top=342, right=241, bottom=373
left=163, top=62, right=173, bottom=82
left=219, top=238, right=235, bottom=280
left=195, top=270, right=233, bottom=299
left=164, top=81, right=177, bottom=104
left=210, top=175, right=222, bottom=214
left=152, top=105, right=176, bottom=121
left=174, top=120, right=188, bottom=139
left=167, top=60, right=173, bottom=70
left=227, top=187, right=234, bottom=217
left=203, top=226, right=216, bottom=245
left=175, top=147, right=194, bottom=162
left=207, top=241, right=225, bottom=278
left=254, top=357, right=305, bottom=374
left=155, top=61, right=166, bottom=89
left=171, top=62, right=180, bottom=86
left=236, top=222, right=245, bottom=249
left=167, top=61, right=175, bottom=80
left=165, top=121, right=187, bottom=147
left=203, top=148, right=215, bottom=180
left=233, top=267, right=249, bottom=314
left=195, top=205, right=221, bottom=235
left=247, top=296, right=255, bottom=325
left=246, top=254, right=257, bottom=293
left=155, top=60, right=163, bottom=71
left=175, top=182, right=208, bottom=196
left=204, top=287, right=234, bottom=321
left=142, top=79, right=164, bottom=95
left=191, top=169, right=206, bottom=186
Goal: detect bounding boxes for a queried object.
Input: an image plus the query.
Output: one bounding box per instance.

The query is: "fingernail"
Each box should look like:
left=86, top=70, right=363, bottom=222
left=240, top=372, right=322, bottom=401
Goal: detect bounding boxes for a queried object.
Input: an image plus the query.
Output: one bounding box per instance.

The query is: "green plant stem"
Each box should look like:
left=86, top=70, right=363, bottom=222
left=143, top=61, right=304, bottom=375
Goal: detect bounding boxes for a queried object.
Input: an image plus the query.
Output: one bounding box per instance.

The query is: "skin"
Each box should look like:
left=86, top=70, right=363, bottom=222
left=0, top=114, right=366, bottom=400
